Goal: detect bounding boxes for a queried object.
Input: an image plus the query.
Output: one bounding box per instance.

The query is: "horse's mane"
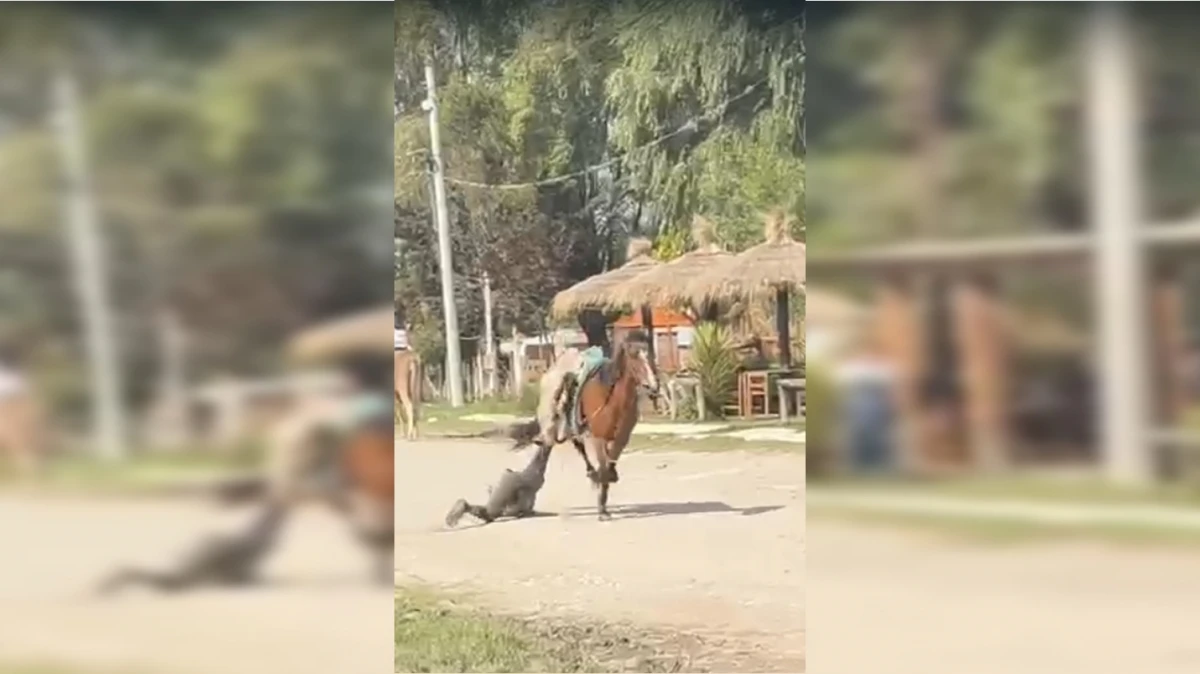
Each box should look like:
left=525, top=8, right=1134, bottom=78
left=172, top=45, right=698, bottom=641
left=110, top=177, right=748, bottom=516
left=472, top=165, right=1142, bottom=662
left=595, top=341, right=634, bottom=389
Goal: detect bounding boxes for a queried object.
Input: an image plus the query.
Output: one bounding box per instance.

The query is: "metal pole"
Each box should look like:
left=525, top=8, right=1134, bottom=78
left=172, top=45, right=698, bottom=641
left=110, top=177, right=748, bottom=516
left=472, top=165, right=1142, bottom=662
left=1087, top=4, right=1151, bottom=484
left=482, top=272, right=497, bottom=396
left=423, top=60, right=464, bottom=407
left=53, top=68, right=127, bottom=461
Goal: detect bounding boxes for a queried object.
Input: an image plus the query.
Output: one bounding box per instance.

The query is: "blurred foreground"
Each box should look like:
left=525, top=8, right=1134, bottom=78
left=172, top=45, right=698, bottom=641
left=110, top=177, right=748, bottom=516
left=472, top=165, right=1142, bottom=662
left=807, top=4, right=1200, bottom=673
left=0, top=496, right=391, bottom=674
left=808, top=520, right=1200, bottom=674
left=0, top=4, right=393, bottom=674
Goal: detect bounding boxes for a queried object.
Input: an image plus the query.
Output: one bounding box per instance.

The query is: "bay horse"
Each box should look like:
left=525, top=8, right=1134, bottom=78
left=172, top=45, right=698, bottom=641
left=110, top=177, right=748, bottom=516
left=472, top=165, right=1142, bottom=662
left=336, top=410, right=394, bottom=584
left=394, top=350, right=418, bottom=439
left=568, top=340, right=660, bottom=521
left=235, top=387, right=394, bottom=585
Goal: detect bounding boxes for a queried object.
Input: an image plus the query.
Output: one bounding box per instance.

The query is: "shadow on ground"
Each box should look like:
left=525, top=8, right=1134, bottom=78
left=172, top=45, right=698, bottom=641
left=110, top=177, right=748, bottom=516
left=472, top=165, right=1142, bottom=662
left=569, top=501, right=786, bottom=520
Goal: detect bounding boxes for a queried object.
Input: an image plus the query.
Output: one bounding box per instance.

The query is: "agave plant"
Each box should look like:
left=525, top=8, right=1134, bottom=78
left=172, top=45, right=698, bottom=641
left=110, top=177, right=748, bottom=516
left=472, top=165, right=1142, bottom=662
left=690, top=321, right=740, bottom=417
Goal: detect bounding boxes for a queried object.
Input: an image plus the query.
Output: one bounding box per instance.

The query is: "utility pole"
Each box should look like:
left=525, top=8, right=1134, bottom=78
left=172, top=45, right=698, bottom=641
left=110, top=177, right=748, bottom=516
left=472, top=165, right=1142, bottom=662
left=156, top=307, right=189, bottom=450
left=423, top=60, right=464, bottom=407
left=1087, top=4, right=1151, bottom=485
left=53, top=68, right=127, bottom=460
left=482, top=272, right=497, bottom=396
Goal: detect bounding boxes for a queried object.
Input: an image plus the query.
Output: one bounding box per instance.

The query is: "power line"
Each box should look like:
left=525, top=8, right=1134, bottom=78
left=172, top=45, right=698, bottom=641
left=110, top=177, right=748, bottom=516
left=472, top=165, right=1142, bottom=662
left=441, top=55, right=802, bottom=191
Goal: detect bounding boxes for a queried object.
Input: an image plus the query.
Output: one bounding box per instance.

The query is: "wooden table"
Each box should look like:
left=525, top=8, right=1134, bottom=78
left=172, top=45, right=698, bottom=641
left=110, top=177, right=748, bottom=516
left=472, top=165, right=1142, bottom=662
left=778, top=377, right=806, bottom=424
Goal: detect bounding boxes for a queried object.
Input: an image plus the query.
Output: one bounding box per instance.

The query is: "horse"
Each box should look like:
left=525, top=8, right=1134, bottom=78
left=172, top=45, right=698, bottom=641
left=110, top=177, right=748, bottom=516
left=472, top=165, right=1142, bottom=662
left=394, top=350, right=419, bottom=439
left=335, top=410, right=394, bottom=584
left=567, top=340, right=660, bottom=521
left=220, top=390, right=394, bottom=585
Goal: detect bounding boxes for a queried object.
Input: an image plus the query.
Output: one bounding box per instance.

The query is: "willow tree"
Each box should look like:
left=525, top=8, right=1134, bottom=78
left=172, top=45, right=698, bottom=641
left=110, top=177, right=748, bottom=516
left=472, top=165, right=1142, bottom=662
left=605, top=0, right=804, bottom=253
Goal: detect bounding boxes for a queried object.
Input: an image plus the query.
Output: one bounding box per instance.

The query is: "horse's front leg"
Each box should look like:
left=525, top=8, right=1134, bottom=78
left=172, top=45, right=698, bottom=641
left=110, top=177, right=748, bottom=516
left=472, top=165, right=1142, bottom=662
left=597, top=479, right=611, bottom=521
left=573, top=438, right=601, bottom=485
left=583, top=436, right=612, bottom=521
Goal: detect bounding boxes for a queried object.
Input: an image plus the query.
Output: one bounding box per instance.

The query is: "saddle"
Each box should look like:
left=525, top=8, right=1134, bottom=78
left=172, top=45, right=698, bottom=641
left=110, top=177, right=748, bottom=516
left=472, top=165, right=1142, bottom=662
left=563, top=347, right=610, bottom=435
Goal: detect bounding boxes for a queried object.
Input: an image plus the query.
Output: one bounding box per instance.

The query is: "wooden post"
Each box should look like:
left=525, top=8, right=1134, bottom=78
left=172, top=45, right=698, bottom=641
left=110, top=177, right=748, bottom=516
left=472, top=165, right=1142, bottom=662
left=776, top=288, right=792, bottom=369
left=511, top=326, right=525, bottom=396
left=640, top=304, right=657, bottom=368
left=953, top=274, right=1009, bottom=472
left=1152, top=263, right=1189, bottom=424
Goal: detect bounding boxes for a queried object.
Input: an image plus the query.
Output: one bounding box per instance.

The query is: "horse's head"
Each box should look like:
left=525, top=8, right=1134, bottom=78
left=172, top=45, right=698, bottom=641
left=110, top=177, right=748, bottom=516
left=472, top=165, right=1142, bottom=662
left=616, top=341, right=661, bottom=405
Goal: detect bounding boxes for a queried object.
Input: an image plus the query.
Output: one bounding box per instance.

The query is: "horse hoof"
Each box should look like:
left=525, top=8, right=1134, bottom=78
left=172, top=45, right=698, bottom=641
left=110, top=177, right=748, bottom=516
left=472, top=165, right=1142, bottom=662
left=598, top=511, right=612, bottom=522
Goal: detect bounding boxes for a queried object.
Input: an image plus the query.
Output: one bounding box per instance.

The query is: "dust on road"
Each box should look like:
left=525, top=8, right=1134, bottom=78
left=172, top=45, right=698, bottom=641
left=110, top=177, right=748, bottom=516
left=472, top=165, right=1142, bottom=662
left=808, top=519, right=1200, bottom=674
left=0, top=496, right=391, bottom=674
left=395, top=439, right=806, bottom=672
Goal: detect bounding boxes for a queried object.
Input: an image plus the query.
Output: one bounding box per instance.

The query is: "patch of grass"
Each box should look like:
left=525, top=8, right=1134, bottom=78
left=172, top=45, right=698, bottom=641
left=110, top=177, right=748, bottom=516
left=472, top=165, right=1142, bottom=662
left=395, top=587, right=625, bottom=673
left=419, top=397, right=526, bottom=422
left=0, top=443, right=263, bottom=494
left=627, top=434, right=805, bottom=454
left=395, top=586, right=793, bottom=673
left=808, top=504, right=1200, bottom=550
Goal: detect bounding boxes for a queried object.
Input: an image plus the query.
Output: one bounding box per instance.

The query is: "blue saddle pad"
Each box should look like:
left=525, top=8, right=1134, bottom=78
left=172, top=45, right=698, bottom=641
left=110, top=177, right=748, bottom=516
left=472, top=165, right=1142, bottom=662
left=568, top=347, right=609, bottom=434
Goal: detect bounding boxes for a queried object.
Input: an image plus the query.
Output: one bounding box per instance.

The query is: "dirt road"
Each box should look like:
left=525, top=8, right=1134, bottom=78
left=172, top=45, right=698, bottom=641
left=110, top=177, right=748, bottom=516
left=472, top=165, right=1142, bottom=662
left=808, top=519, right=1200, bottom=674
left=0, top=495, right=391, bottom=674
left=395, top=440, right=806, bottom=672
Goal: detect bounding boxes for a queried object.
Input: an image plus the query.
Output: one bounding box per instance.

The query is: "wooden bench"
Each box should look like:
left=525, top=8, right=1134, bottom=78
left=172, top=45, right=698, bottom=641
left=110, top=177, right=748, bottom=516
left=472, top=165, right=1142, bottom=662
left=777, top=378, right=806, bottom=425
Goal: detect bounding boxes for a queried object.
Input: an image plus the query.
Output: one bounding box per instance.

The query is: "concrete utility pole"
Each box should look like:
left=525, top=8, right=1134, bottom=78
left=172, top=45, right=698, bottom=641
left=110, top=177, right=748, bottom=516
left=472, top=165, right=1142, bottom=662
left=53, top=68, right=127, bottom=460
left=423, top=60, right=464, bottom=407
left=1087, top=4, right=1151, bottom=485
left=482, top=272, right=497, bottom=395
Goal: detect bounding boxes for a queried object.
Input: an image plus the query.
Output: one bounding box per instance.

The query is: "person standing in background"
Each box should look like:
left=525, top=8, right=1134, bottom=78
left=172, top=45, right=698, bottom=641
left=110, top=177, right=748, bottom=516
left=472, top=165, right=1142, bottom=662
left=0, top=347, right=43, bottom=477
left=834, top=334, right=898, bottom=474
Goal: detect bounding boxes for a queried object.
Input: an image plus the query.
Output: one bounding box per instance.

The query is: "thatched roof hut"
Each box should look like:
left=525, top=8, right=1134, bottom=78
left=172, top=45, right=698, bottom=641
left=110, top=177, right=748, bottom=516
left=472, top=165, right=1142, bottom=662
left=288, top=305, right=394, bottom=363
left=679, top=210, right=805, bottom=305
left=608, top=216, right=733, bottom=309
left=681, top=210, right=805, bottom=368
left=550, top=238, right=659, bottom=319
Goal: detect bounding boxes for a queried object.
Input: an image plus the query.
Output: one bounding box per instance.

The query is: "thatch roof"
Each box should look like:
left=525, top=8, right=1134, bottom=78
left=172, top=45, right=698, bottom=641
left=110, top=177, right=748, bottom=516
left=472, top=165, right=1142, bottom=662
left=607, top=215, right=733, bottom=308
left=287, top=305, right=394, bottom=363
left=676, top=210, right=805, bottom=304
left=550, top=238, right=659, bottom=318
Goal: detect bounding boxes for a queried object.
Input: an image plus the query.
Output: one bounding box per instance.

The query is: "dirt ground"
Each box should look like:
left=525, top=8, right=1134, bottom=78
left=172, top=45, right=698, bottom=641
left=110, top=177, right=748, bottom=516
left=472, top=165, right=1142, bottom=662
left=0, top=495, right=392, bottom=674
left=808, top=519, right=1200, bottom=674
left=394, top=439, right=807, bottom=672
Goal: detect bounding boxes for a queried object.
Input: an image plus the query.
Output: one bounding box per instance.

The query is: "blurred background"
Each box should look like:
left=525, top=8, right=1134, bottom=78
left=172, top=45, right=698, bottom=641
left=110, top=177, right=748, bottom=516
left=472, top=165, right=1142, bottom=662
left=806, top=4, right=1200, bottom=674
left=0, top=4, right=393, bottom=674
left=0, top=3, right=392, bottom=465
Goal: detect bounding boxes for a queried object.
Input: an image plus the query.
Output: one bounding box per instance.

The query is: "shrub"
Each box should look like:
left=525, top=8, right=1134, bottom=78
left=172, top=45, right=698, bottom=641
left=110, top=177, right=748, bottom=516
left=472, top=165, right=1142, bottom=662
left=690, top=322, right=740, bottom=417
left=517, top=383, right=540, bottom=415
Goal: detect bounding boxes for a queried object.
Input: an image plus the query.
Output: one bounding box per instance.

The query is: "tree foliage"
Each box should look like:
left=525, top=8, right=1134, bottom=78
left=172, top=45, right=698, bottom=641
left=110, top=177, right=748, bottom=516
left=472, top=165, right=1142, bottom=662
left=394, top=0, right=805, bottom=359
left=0, top=5, right=393, bottom=415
